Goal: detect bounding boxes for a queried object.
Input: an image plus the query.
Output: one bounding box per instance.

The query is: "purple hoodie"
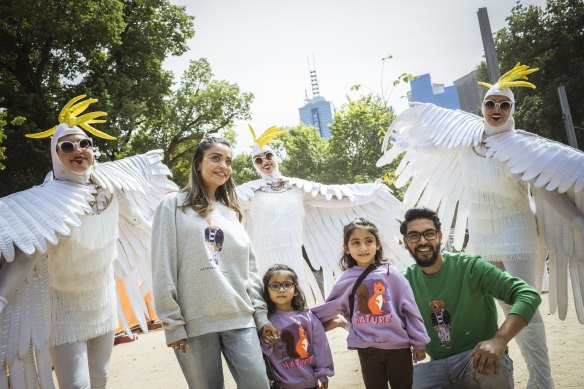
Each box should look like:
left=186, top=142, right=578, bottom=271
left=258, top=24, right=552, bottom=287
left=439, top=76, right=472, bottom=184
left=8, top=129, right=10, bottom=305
left=312, top=264, right=429, bottom=351
left=261, top=310, right=334, bottom=389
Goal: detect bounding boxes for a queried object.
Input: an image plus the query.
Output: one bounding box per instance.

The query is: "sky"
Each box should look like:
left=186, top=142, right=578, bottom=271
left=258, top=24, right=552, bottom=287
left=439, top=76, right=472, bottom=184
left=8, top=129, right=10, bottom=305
left=164, top=0, right=547, bottom=153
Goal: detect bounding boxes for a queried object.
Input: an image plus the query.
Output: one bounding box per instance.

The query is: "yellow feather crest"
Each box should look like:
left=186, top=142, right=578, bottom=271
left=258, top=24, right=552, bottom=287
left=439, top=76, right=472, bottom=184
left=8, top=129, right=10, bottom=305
left=26, top=94, right=116, bottom=140
left=477, top=63, right=539, bottom=90
left=248, top=124, right=287, bottom=149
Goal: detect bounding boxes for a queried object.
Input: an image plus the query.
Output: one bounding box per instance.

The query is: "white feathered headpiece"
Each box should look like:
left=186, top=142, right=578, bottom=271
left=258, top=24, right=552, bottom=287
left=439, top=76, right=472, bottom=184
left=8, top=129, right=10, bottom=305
left=478, top=62, right=539, bottom=102
left=248, top=124, right=287, bottom=156
left=25, top=95, right=115, bottom=184
left=478, top=63, right=539, bottom=134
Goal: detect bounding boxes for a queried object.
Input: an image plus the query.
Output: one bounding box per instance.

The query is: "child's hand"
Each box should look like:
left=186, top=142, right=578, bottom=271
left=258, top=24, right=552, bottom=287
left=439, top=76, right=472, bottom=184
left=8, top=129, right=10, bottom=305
left=412, top=348, right=426, bottom=363
left=319, top=380, right=328, bottom=389
left=323, top=314, right=348, bottom=332
left=260, top=323, right=281, bottom=347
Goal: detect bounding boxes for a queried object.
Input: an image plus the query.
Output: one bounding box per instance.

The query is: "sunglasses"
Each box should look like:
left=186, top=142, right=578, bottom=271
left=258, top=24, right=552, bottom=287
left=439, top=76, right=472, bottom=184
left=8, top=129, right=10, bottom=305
left=483, top=100, right=513, bottom=111
left=57, top=138, right=93, bottom=154
left=254, top=152, right=274, bottom=165
left=404, top=229, right=438, bottom=244
left=267, top=281, right=296, bottom=291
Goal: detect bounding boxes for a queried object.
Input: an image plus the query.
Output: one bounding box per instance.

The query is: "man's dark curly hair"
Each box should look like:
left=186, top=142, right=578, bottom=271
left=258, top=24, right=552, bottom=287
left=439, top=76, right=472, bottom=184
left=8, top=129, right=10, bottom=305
left=399, top=207, right=441, bottom=235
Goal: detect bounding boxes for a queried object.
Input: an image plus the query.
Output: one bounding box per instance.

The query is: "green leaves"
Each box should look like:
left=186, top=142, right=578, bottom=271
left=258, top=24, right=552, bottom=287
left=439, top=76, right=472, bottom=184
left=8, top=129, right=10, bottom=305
left=0, top=0, right=195, bottom=195
left=495, top=0, right=584, bottom=149
left=132, top=59, right=253, bottom=187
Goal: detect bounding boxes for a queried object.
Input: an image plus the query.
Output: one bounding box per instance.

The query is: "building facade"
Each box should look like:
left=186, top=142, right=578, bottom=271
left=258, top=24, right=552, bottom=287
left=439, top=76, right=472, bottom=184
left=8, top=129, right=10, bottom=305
left=408, top=73, right=461, bottom=110
left=299, top=97, right=335, bottom=138
left=454, top=70, right=482, bottom=114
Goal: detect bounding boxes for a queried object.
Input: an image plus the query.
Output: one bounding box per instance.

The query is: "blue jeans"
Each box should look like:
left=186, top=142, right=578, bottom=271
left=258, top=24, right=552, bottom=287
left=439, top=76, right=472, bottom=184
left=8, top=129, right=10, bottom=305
left=175, top=327, right=269, bottom=389
left=413, top=350, right=514, bottom=389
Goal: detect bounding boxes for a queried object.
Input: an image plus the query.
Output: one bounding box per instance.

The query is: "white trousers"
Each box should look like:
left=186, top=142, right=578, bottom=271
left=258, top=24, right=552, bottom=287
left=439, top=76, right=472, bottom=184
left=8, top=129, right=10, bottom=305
left=494, top=260, right=555, bottom=389
left=49, top=331, right=115, bottom=389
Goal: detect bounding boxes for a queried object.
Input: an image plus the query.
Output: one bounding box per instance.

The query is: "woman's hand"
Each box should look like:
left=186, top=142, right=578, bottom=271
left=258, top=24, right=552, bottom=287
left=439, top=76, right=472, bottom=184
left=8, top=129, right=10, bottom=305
left=260, top=323, right=281, bottom=347
left=168, top=339, right=188, bottom=353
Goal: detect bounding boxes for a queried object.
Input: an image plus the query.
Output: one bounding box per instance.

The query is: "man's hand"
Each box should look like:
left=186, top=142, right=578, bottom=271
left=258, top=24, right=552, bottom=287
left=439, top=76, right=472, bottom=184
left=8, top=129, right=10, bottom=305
left=470, top=335, right=507, bottom=375
left=260, top=323, right=281, bottom=347
left=319, top=380, right=329, bottom=388
left=323, top=315, right=348, bottom=332
left=167, top=339, right=188, bottom=353
left=412, top=348, right=426, bottom=363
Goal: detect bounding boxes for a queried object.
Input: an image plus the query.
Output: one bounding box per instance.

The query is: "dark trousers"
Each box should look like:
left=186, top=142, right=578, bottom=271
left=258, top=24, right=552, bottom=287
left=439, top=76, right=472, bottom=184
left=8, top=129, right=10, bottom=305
left=357, top=347, right=413, bottom=389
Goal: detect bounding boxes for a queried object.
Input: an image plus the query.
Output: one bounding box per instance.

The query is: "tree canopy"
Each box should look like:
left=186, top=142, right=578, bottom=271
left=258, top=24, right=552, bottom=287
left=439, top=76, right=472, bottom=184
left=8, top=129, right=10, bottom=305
left=328, top=94, right=396, bottom=184
left=495, top=0, right=584, bottom=149
left=0, top=0, right=195, bottom=195
left=280, top=124, right=331, bottom=183
left=130, top=58, right=254, bottom=186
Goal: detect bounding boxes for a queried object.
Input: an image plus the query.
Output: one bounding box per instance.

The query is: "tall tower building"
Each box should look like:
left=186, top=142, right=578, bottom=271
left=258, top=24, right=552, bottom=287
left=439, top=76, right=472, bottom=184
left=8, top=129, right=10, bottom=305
left=298, top=63, right=335, bottom=138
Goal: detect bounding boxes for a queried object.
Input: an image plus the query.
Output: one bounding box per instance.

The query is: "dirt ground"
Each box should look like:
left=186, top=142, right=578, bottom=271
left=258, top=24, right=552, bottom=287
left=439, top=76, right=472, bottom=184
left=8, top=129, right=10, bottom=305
left=107, top=292, right=584, bottom=388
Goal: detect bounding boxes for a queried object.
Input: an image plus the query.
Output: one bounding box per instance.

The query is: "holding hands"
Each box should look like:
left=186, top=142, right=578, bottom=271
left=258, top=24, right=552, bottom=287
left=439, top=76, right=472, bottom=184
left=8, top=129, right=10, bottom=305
left=261, top=323, right=281, bottom=347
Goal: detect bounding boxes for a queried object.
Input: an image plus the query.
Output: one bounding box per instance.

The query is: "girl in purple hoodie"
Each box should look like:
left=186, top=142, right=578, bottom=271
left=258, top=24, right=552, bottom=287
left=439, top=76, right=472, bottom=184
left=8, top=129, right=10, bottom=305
left=311, top=218, right=429, bottom=389
left=261, top=264, right=334, bottom=389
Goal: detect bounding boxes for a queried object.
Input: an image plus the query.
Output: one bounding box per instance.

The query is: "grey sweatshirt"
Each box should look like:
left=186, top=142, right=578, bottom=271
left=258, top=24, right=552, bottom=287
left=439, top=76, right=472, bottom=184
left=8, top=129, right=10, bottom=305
left=152, top=192, right=269, bottom=345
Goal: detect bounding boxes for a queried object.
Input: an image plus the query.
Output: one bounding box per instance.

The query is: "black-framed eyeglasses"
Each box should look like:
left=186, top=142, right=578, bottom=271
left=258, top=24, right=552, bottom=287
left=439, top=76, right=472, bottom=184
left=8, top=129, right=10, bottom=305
left=57, top=138, right=93, bottom=154
left=405, top=229, right=438, bottom=243
left=483, top=100, right=513, bottom=111
left=254, top=152, right=274, bottom=165
left=268, top=281, right=296, bottom=291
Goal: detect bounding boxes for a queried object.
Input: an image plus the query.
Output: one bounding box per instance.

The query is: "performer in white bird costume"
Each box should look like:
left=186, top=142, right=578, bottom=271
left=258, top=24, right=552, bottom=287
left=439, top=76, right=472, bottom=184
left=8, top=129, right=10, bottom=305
left=377, top=63, right=584, bottom=389
left=236, top=125, right=412, bottom=305
left=0, top=95, right=177, bottom=389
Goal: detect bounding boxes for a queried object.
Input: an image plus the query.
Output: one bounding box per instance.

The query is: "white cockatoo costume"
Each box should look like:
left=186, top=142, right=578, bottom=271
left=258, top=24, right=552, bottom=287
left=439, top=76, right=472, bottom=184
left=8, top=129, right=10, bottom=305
left=377, top=63, right=584, bottom=388
left=236, top=125, right=412, bottom=304
left=0, top=95, right=177, bottom=389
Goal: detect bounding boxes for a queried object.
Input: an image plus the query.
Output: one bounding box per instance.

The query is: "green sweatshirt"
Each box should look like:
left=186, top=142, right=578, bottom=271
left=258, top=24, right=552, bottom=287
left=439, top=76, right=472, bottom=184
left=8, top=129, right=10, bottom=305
left=403, top=252, right=541, bottom=360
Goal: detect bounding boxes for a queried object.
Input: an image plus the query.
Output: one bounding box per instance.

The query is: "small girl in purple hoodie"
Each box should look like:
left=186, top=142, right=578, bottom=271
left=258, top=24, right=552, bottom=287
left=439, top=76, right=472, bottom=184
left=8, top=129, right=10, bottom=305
left=311, top=218, right=429, bottom=389
left=261, top=264, right=334, bottom=389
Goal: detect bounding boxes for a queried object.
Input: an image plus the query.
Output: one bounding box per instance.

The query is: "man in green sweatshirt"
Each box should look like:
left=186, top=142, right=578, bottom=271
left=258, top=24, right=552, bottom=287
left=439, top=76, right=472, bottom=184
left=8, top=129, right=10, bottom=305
left=401, top=207, right=542, bottom=389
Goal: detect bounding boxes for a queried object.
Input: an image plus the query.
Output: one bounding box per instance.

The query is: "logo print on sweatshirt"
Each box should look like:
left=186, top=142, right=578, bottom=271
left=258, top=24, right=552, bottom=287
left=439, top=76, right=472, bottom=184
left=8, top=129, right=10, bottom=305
left=204, top=218, right=224, bottom=265
left=428, top=299, right=451, bottom=348
left=276, top=325, right=315, bottom=369
left=353, top=280, right=393, bottom=325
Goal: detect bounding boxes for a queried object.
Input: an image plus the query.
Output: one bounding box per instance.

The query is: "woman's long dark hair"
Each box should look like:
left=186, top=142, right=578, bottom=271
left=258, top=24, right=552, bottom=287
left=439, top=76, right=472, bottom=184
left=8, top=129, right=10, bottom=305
left=262, top=264, right=307, bottom=314
left=339, top=218, right=384, bottom=270
left=180, top=135, right=242, bottom=221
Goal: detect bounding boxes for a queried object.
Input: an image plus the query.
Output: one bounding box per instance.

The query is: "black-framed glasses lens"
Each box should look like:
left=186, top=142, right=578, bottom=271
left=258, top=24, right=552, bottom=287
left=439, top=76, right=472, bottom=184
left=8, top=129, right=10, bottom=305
left=268, top=281, right=295, bottom=291
left=405, top=229, right=438, bottom=243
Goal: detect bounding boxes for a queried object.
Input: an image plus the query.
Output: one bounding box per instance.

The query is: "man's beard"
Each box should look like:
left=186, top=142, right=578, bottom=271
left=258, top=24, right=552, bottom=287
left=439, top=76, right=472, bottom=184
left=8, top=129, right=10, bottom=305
left=409, top=243, right=440, bottom=268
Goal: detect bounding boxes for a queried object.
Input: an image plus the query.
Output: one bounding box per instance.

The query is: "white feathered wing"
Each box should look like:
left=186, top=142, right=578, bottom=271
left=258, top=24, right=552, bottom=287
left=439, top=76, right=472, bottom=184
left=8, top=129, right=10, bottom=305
left=237, top=178, right=412, bottom=298
left=377, top=103, right=584, bottom=323
left=0, top=150, right=177, bottom=389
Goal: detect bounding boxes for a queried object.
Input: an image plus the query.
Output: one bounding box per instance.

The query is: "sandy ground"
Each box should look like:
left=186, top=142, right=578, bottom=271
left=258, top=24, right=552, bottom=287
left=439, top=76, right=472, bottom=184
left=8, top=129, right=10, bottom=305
left=107, top=292, right=584, bottom=388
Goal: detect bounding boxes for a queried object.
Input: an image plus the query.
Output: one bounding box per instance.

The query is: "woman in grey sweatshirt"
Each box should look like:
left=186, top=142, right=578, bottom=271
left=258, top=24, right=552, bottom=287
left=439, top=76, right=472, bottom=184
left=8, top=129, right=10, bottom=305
left=152, top=135, right=276, bottom=389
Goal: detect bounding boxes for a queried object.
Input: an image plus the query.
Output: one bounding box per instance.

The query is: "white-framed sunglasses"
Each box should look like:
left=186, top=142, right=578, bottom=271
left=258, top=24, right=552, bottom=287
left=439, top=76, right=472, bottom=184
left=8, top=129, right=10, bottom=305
left=483, top=100, right=513, bottom=111
left=57, top=138, right=93, bottom=154
left=253, top=152, right=274, bottom=165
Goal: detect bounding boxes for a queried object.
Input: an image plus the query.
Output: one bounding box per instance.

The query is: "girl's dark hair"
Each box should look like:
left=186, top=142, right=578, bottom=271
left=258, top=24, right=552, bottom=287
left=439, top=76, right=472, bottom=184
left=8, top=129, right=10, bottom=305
left=180, top=135, right=242, bottom=221
left=262, top=264, right=307, bottom=314
left=399, top=207, right=441, bottom=235
left=339, top=218, right=383, bottom=270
